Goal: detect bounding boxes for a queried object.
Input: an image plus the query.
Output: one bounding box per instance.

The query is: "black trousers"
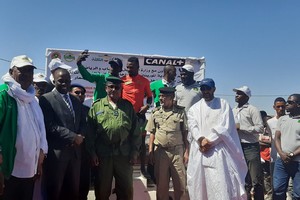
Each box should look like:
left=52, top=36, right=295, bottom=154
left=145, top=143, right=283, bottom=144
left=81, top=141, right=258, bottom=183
left=3, top=176, right=35, bottom=200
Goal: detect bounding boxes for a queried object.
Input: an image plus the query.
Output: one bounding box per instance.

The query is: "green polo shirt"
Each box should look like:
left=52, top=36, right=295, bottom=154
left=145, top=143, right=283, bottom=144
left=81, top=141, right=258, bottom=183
left=77, top=64, right=110, bottom=101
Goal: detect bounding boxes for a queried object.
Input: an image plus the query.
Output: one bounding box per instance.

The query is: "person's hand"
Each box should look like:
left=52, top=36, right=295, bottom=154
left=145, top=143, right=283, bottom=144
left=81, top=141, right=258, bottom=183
left=148, top=151, right=155, bottom=165
left=76, top=50, right=89, bottom=65
left=279, top=152, right=291, bottom=164
left=74, top=134, right=85, bottom=146
left=34, top=150, right=45, bottom=180
left=91, top=154, right=99, bottom=167
left=139, top=105, right=149, bottom=115
left=129, top=154, right=138, bottom=165
left=183, top=149, right=189, bottom=165
left=199, top=138, right=212, bottom=153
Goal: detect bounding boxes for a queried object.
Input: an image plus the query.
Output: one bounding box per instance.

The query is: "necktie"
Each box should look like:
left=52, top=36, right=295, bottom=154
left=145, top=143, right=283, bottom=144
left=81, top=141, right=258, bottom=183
left=63, top=94, right=74, bottom=118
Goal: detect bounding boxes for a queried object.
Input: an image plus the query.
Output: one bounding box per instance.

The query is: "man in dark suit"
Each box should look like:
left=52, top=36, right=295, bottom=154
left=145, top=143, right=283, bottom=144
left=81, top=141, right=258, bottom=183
left=39, top=68, right=85, bottom=200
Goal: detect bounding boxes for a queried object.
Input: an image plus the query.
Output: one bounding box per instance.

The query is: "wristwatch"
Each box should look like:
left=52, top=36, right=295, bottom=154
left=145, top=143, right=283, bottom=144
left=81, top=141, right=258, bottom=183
left=289, top=152, right=294, bottom=158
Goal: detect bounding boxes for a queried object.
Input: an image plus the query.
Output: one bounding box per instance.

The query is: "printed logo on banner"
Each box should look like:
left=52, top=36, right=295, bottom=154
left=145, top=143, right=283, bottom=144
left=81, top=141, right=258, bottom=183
left=144, top=57, right=185, bottom=66
left=64, top=52, right=75, bottom=62
left=50, top=52, right=62, bottom=59
left=91, top=54, right=111, bottom=62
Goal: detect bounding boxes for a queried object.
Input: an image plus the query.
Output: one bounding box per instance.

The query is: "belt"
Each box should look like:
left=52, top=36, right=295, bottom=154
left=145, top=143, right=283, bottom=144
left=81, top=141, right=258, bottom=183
left=154, top=144, right=183, bottom=151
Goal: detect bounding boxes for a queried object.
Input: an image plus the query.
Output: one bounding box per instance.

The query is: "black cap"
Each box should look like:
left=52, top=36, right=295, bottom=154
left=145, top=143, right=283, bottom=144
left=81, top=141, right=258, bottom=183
left=159, top=87, right=176, bottom=94
left=106, top=76, right=124, bottom=85
left=109, top=58, right=123, bottom=70
left=70, top=83, right=86, bottom=93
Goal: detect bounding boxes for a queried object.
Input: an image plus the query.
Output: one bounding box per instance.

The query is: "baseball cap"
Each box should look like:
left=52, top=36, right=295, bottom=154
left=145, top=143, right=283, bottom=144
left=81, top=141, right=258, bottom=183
left=48, top=58, right=72, bottom=72
left=10, top=55, right=36, bottom=69
left=233, top=86, right=251, bottom=98
left=109, top=58, right=123, bottom=70
left=181, top=64, right=194, bottom=73
left=200, top=78, right=215, bottom=88
left=33, top=73, right=47, bottom=83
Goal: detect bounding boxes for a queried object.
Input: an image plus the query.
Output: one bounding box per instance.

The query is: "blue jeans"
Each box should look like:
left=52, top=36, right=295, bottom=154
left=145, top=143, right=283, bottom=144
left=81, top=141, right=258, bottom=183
left=273, top=158, right=300, bottom=200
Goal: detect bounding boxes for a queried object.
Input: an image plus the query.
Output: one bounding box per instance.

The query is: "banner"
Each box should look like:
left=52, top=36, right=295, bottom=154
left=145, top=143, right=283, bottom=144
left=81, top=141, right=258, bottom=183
left=45, top=48, right=206, bottom=103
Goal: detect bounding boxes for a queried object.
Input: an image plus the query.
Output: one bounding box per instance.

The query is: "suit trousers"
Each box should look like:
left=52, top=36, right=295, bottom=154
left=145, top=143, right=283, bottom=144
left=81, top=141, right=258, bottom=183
left=45, top=149, right=81, bottom=200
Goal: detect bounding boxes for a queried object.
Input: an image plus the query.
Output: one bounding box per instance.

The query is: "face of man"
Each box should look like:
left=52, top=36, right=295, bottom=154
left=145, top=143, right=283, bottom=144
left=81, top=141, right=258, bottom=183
left=159, top=93, right=174, bottom=108
left=286, top=95, right=300, bottom=115
left=109, top=63, right=122, bottom=76
left=126, top=61, right=139, bottom=76
left=235, top=91, right=249, bottom=105
left=167, top=67, right=177, bottom=82
left=9, top=65, right=34, bottom=90
left=200, top=85, right=215, bottom=101
left=33, top=82, right=48, bottom=98
left=105, top=83, right=122, bottom=102
left=273, top=101, right=286, bottom=117
left=180, top=69, right=194, bottom=85
left=70, top=87, right=86, bottom=103
left=53, top=69, right=71, bottom=94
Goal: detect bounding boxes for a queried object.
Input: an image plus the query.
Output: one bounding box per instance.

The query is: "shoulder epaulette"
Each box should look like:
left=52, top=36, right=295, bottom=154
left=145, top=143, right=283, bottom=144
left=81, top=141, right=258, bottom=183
left=92, top=98, right=101, bottom=106
left=174, top=104, right=185, bottom=110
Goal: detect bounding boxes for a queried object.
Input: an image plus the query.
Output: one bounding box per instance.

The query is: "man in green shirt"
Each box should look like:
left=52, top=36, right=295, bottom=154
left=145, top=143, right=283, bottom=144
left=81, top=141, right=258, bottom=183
left=77, top=50, right=123, bottom=101
left=86, top=76, right=140, bottom=200
left=150, top=65, right=176, bottom=107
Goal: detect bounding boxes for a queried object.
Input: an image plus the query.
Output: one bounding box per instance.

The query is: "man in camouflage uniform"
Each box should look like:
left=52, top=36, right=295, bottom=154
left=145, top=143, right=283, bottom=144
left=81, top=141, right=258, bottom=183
left=86, top=76, right=140, bottom=200
left=146, top=87, right=189, bottom=200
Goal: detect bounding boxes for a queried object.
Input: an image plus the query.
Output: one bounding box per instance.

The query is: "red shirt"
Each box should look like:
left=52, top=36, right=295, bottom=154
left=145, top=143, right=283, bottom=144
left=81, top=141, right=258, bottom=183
left=121, top=74, right=152, bottom=113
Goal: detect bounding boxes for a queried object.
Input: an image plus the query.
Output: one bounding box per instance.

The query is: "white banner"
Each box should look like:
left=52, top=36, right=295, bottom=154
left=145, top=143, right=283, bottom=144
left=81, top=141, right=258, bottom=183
left=45, top=48, right=206, bottom=102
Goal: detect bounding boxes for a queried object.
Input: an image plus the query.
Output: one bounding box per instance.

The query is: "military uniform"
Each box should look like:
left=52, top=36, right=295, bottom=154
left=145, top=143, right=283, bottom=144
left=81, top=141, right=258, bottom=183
left=146, top=105, right=188, bottom=200
left=86, top=96, right=140, bottom=200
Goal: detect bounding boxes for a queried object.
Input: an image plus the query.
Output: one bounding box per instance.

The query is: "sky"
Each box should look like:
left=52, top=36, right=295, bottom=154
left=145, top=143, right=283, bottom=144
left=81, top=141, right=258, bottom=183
left=1, top=0, right=300, bottom=114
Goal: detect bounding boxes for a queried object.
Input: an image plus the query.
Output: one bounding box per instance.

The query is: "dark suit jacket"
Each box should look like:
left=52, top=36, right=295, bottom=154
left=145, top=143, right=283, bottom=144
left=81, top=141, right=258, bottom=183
left=39, top=89, right=86, bottom=161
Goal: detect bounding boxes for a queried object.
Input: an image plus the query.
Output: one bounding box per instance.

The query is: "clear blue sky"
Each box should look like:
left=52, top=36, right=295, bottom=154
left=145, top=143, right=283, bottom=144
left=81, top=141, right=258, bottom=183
left=1, top=0, right=299, bottom=114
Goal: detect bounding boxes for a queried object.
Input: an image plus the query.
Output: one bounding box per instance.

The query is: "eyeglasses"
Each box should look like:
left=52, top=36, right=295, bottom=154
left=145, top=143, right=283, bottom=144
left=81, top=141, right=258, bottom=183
left=107, top=85, right=121, bottom=90
left=200, top=85, right=212, bottom=91
left=287, top=100, right=299, bottom=105
left=74, top=91, right=85, bottom=95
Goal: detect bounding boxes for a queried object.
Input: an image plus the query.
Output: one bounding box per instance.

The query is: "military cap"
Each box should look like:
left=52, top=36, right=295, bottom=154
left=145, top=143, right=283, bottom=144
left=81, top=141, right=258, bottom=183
left=106, top=76, right=124, bottom=85
left=70, top=83, right=86, bottom=93
left=159, top=87, right=176, bottom=94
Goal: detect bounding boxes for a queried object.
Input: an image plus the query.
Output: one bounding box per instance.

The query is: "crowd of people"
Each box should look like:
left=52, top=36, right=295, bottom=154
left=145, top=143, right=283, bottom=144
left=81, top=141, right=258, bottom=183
left=0, top=52, right=299, bottom=200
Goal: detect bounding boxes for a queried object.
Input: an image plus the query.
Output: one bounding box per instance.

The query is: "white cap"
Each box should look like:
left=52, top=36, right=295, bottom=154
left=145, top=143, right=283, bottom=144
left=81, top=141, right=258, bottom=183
left=33, top=73, right=47, bottom=83
left=48, top=58, right=72, bottom=71
left=233, top=86, right=252, bottom=98
left=10, top=55, right=36, bottom=69
left=182, top=64, right=194, bottom=72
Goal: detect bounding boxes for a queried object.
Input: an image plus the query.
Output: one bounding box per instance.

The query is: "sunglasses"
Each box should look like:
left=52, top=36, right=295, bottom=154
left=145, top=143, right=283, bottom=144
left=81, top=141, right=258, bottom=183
left=74, top=91, right=85, bottom=95
left=200, top=85, right=212, bottom=91
left=287, top=100, right=299, bottom=105
left=107, top=85, right=121, bottom=90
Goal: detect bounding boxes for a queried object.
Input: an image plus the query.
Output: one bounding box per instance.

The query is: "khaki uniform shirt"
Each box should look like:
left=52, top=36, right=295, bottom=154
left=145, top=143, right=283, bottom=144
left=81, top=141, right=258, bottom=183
left=146, top=105, right=187, bottom=147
